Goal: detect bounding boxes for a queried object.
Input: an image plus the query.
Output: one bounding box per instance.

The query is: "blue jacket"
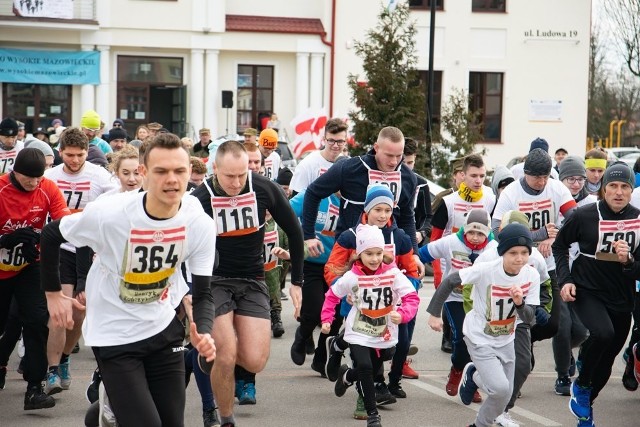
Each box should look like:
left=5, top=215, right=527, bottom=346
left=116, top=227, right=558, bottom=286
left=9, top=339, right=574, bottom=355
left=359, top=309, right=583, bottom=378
left=289, top=190, right=339, bottom=265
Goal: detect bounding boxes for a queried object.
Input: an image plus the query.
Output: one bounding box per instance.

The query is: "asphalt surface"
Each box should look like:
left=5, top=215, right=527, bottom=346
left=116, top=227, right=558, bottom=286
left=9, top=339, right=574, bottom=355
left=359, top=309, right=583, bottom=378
left=1, top=276, right=638, bottom=426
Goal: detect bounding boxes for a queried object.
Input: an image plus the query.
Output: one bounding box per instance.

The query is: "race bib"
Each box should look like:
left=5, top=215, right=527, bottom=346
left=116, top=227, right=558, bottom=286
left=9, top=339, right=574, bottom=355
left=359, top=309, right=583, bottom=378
left=56, top=180, right=91, bottom=213
left=368, top=170, right=401, bottom=206
left=452, top=202, right=485, bottom=233
left=595, top=219, right=640, bottom=262
left=355, top=273, right=395, bottom=319
left=263, top=230, right=278, bottom=271
left=450, top=251, right=472, bottom=294
left=263, top=159, right=275, bottom=180
left=517, top=199, right=554, bottom=230
left=211, top=192, right=259, bottom=237
left=484, top=282, right=531, bottom=337
left=121, top=227, right=186, bottom=304
left=321, top=202, right=339, bottom=236
left=0, top=244, right=28, bottom=272
left=0, top=150, right=17, bottom=175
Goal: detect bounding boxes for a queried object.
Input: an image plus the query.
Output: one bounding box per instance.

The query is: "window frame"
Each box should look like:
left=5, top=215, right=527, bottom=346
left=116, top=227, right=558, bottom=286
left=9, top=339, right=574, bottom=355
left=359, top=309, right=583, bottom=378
left=469, top=71, right=504, bottom=143
left=471, top=0, right=507, bottom=13
left=236, top=64, right=274, bottom=133
left=408, top=0, right=444, bottom=10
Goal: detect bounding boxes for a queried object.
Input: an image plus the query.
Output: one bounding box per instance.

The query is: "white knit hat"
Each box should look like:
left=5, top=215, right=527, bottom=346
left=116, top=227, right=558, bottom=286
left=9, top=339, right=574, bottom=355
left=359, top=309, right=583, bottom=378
left=355, top=224, right=385, bottom=255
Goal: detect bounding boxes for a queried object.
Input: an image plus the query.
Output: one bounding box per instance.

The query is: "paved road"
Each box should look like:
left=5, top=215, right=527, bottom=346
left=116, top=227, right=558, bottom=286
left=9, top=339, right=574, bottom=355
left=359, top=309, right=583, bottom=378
left=1, top=277, right=637, bottom=426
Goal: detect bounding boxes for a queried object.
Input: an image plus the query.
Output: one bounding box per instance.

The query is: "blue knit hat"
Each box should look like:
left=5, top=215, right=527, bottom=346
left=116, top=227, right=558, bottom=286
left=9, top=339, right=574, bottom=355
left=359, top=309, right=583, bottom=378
left=529, top=137, right=549, bottom=153
left=364, top=184, right=394, bottom=213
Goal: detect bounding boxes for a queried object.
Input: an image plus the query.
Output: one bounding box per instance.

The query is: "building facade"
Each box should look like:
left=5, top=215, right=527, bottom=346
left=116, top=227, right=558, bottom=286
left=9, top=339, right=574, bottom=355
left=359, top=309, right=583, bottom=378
left=0, top=0, right=591, bottom=166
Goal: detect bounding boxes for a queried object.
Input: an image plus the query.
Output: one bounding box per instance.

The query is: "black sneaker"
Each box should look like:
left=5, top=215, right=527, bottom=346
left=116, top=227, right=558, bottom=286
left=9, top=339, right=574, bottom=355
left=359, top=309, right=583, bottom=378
left=86, top=367, right=101, bottom=404
left=290, top=327, right=307, bottom=366
left=459, top=363, right=478, bottom=405
left=367, top=413, right=382, bottom=427
left=24, top=385, right=55, bottom=410
left=0, top=366, right=6, bottom=390
left=622, top=356, right=638, bottom=391
left=310, top=360, right=327, bottom=378
left=203, top=407, right=221, bottom=427
left=388, top=381, right=407, bottom=398
left=72, top=342, right=80, bottom=354
left=334, top=364, right=352, bottom=397
left=325, top=336, right=343, bottom=382
left=441, top=334, right=453, bottom=354
left=305, top=336, right=315, bottom=355
left=271, top=311, right=285, bottom=338
left=554, top=376, right=571, bottom=396
left=374, top=382, right=397, bottom=405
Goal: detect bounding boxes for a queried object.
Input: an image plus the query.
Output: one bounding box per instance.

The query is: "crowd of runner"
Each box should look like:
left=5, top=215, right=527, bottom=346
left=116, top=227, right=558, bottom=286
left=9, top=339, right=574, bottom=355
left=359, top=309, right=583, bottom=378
left=0, top=112, right=639, bottom=427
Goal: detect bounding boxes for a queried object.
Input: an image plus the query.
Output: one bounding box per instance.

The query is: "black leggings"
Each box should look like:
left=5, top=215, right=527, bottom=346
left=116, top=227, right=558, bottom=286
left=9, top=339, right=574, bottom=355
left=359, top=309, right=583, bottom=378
left=572, top=291, right=631, bottom=402
left=347, top=344, right=384, bottom=415
left=531, top=271, right=561, bottom=342
left=93, top=316, right=186, bottom=427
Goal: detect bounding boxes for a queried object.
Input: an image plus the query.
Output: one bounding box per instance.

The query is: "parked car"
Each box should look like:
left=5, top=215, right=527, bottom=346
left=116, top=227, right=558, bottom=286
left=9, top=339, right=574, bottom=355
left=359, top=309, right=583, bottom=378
left=618, top=151, right=640, bottom=170
left=606, top=146, right=640, bottom=160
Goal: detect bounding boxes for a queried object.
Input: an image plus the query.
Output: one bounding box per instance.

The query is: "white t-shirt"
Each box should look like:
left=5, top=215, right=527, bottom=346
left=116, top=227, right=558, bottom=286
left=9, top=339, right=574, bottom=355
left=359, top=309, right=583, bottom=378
left=59, top=191, right=217, bottom=346
left=331, top=266, right=416, bottom=349
left=426, top=235, right=498, bottom=302
left=46, top=162, right=118, bottom=253
left=0, top=141, right=24, bottom=175
left=263, top=151, right=281, bottom=181
left=631, top=187, right=640, bottom=210
left=460, top=257, right=540, bottom=348
left=492, top=179, right=574, bottom=270
left=289, top=150, right=334, bottom=193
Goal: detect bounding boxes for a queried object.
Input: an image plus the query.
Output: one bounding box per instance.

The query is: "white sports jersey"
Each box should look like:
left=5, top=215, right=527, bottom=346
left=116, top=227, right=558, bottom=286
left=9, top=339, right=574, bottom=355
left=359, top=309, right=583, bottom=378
left=426, top=235, right=498, bottom=302
left=441, top=188, right=496, bottom=236
left=59, top=191, right=217, bottom=346
left=46, top=162, right=118, bottom=253
left=631, top=187, right=640, bottom=210
left=290, top=150, right=335, bottom=193
left=492, top=179, right=574, bottom=270
left=263, top=151, right=281, bottom=181
left=331, top=266, right=416, bottom=349
left=0, top=141, right=24, bottom=175
left=460, top=257, right=540, bottom=348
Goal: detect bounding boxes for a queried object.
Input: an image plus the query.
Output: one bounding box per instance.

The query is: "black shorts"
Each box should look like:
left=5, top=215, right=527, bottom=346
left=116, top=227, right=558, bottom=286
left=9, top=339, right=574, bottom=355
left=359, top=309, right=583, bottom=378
left=210, top=276, right=270, bottom=319
left=59, top=249, right=77, bottom=287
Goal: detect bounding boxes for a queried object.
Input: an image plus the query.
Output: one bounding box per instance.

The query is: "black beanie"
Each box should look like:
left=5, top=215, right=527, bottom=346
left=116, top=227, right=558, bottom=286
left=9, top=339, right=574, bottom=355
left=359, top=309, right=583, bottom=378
left=523, top=148, right=552, bottom=176
left=602, top=161, right=634, bottom=188
left=276, top=167, right=293, bottom=186
left=108, top=127, right=128, bottom=141
left=0, top=117, right=19, bottom=137
left=13, top=148, right=46, bottom=178
left=497, top=223, right=533, bottom=256
left=529, top=137, right=549, bottom=153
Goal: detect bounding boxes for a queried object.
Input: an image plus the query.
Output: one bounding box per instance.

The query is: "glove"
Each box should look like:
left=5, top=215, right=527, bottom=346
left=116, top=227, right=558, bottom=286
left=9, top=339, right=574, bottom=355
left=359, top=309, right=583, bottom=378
left=0, top=227, right=40, bottom=249
left=21, top=242, right=39, bottom=264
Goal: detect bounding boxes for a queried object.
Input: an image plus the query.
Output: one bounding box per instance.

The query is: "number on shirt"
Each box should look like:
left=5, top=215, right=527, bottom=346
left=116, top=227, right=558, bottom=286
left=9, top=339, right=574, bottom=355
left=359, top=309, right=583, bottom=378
left=131, top=244, right=179, bottom=273
left=524, top=210, right=550, bottom=230
left=63, top=190, right=83, bottom=210
left=601, top=231, right=636, bottom=253
left=361, top=287, right=393, bottom=311
left=495, top=297, right=516, bottom=321
left=1, top=245, right=25, bottom=267
left=216, top=207, right=255, bottom=234
left=0, top=158, right=15, bottom=174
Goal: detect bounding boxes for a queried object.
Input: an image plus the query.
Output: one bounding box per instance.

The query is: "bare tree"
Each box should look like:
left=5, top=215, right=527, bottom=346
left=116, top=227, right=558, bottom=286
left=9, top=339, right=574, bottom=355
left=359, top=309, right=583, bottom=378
left=603, top=0, right=640, bottom=77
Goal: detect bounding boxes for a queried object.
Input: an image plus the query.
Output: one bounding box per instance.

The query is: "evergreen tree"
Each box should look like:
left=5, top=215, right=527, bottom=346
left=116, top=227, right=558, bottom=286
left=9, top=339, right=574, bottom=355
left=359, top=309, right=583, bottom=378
left=347, top=2, right=426, bottom=170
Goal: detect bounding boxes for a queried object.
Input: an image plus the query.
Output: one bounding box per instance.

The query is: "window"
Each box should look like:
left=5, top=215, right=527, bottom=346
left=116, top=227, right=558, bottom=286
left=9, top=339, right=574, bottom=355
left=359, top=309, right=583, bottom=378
left=469, top=72, right=503, bottom=142
left=472, top=0, right=506, bottom=12
left=409, top=0, right=444, bottom=10
left=417, top=70, right=443, bottom=126
left=2, top=84, right=71, bottom=134
left=237, top=65, right=274, bottom=133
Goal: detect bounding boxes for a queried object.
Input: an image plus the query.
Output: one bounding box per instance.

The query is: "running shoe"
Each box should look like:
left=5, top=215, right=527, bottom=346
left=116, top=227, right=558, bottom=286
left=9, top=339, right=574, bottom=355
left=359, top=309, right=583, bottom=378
left=622, top=355, right=638, bottom=391
left=408, top=344, right=419, bottom=356
left=446, top=366, right=463, bottom=396
left=374, top=381, right=396, bottom=405
left=238, top=382, right=256, bottom=405
left=59, top=358, right=71, bottom=390
left=45, top=370, right=63, bottom=395
left=633, top=343, right=640, bottom=384
left=24, top=384, right=55, bottom=410
left=325, top=335, right=343, bottom=382
left=203, top=407, right=221, bottom=427
left=401, top=359, right=419, bottom=379
left=388, top=381, right=407, bottom=398
left=495, top=411, right=520, bottom=427
left=290, top=327, right=306, bottom=365
left=353, top=394, right=367, bottom=420
left=86, top=368, right=101, bottom=404
left=367, top=413, right=382, bottom=427
left=305, top=336, right=315, bottom=355
left=334, top=364, right=352, bottom=397
left=459, top=362, right=478, bottom=405
left=569, top=380, right=592, bottom=421
left=555, top=376, right=572, bottom=396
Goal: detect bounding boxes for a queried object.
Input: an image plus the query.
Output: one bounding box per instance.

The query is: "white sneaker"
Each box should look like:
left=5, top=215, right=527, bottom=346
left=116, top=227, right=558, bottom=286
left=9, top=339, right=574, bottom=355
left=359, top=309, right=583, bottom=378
left=495, top=411, right=520, bottom=427
left=17, top=336, right=25, bottom=358
left=99, top=382, right=118, bottom=427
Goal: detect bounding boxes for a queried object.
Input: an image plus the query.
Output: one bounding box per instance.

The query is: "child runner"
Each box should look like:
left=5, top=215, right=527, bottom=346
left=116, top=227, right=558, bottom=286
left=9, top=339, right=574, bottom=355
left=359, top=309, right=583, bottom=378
left=426, top=223, right=540, bottom=427
left=324, top=184, right=420, bottom=417
left=320, top=224, right=419, bottom=427
left=417, top=209, right=496, bottom=403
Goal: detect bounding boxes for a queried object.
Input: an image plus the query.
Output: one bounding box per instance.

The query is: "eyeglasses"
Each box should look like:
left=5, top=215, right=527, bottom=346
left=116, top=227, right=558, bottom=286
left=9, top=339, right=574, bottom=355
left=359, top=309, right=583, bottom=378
left=325, top=138, right=347, bottom=146
left=565, top=177, right=585, bottom=184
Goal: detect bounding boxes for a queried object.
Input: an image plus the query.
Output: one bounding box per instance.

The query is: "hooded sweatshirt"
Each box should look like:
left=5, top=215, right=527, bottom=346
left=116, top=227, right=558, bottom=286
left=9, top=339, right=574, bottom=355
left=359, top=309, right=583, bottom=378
left=491, top=165, right=515, bottom=197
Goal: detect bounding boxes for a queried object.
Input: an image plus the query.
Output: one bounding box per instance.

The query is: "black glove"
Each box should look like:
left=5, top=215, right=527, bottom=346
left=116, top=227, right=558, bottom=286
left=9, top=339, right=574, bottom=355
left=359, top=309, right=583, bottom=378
left=0, top=227, right=40, bottom=249
left=21, top=242, right=40, bottom=264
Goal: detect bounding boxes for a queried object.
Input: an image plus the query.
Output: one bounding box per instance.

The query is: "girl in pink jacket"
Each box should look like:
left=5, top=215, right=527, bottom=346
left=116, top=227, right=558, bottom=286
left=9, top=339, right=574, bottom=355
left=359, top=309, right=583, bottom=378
left=320, top=224, right=419, bottom=427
